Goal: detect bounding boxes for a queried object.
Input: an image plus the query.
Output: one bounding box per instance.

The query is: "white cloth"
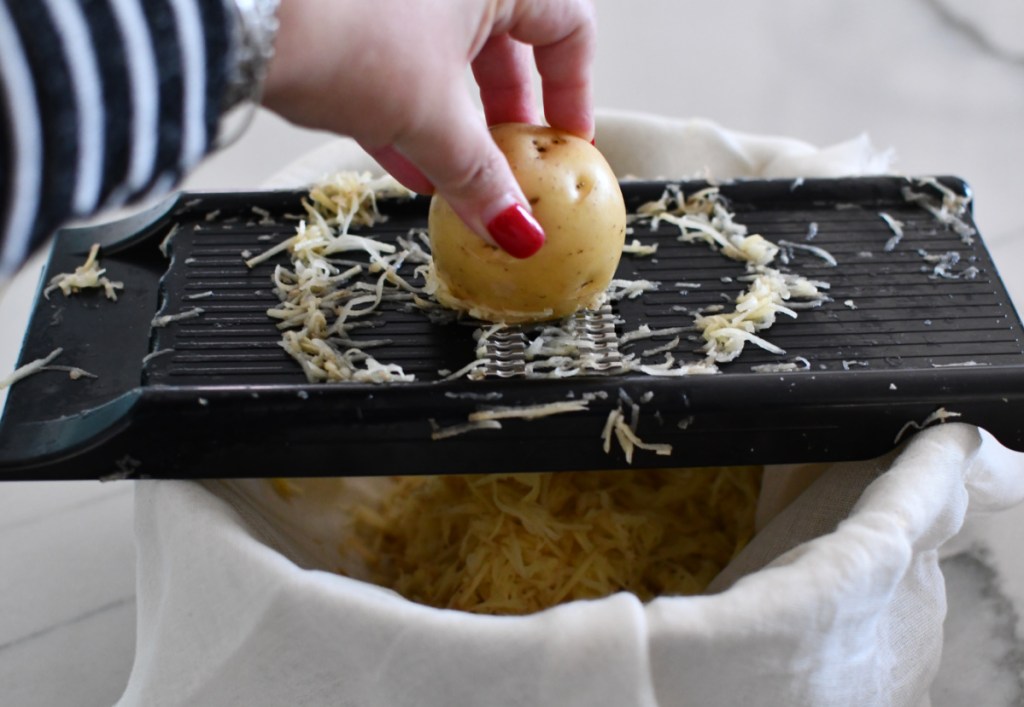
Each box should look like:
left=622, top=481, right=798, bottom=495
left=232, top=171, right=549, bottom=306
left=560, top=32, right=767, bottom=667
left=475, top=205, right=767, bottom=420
left=116, top=113, right=1024, bottom=707
left=262, top=110, right=892, bottom=190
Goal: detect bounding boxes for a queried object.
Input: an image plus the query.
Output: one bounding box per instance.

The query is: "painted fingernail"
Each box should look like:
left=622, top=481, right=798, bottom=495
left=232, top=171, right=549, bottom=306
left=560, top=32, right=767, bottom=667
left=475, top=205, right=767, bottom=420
left=590, top=138, right=596, bottom=146
left=486, top=204, right=545, bottom=258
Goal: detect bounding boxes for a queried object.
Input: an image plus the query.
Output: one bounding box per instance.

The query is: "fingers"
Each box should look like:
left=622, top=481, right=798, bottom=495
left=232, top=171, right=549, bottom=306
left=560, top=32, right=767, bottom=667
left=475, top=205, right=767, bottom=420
left=398, top=1, right=596, bottom=258
left=270, top=0, right=597, bottom=260
left=365, top=145, right=436, bottom=195
left=393, top=86, right=544, bottom=258
left=472, top=34, right=540, bottom=127
left=505, top=0, right=596, bottom=139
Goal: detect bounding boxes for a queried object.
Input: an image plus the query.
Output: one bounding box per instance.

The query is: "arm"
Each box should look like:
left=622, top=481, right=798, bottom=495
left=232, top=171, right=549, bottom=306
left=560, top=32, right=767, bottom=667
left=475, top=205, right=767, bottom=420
left=0, top=0, right=233, bottom=277
left=0, top=0, right=596, bottom=276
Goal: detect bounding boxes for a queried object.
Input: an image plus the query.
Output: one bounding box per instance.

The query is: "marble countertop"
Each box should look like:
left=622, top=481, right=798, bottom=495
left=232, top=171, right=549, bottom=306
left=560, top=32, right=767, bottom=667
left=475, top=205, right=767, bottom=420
left=2, top=1, right=1023, bottom=704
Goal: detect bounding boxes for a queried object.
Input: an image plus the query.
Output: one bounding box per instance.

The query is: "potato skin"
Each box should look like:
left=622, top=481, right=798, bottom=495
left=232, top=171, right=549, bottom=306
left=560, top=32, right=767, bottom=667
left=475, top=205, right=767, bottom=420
left=429, top=123, right=626, bottom=323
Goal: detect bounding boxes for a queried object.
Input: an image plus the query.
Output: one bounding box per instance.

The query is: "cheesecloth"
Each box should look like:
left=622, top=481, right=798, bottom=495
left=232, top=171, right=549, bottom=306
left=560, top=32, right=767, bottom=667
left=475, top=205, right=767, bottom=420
left=114, top=111, right=1024, bottom=707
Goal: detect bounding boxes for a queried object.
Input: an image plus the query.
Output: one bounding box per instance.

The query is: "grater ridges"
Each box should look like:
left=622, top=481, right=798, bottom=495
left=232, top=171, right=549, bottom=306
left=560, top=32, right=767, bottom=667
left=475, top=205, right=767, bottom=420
left=139, top=178, right=1023, bottom=385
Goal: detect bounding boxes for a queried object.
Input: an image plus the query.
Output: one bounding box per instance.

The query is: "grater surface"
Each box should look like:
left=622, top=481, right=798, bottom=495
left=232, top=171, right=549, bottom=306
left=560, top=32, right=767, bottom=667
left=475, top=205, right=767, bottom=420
left=146, top=178, right=1024, bottom=383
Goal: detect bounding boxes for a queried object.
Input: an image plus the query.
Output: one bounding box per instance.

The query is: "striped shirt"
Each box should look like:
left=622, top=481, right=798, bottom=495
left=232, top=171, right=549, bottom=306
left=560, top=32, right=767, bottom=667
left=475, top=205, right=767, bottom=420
left=0, top=0, right=233, bottom=277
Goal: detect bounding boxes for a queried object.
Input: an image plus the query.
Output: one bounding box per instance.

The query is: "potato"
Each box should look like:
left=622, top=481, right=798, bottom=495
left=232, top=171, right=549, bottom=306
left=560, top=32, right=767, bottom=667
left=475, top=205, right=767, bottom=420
left=428, top=123, right=627, bottom=323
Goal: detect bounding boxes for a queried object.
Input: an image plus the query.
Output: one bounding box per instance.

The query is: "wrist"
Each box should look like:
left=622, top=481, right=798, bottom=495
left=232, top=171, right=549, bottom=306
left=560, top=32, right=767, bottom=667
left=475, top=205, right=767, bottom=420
left=262, top=0, right=326, bottom=116
left=261, top=0, right=294, bottom=110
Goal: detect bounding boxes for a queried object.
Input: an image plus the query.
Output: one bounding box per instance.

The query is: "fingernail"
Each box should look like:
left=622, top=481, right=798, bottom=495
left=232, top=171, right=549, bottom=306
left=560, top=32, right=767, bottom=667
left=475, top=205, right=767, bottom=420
left=590, top=138, right=596, bottom=146
left=486, top=204, right=545, bottom=258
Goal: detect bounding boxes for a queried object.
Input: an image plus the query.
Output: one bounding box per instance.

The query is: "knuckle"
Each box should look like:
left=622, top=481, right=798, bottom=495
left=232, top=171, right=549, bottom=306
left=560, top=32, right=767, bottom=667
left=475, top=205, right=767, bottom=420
left=449, top=154, right=504, bottom=197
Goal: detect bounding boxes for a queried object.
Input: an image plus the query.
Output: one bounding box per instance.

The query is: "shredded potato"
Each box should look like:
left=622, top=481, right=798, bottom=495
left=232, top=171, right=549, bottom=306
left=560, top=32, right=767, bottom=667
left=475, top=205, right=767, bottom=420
left=902, top=177, right=976, bottom=245
left=0, top=348, right=64, bottom=390
left=254, top=172, right=418, bottom=383
left=634, top=186, right=830, bottom=364
left=344, top=468, right=762, bottom=615
left=254, top=176, right=828, bottom=384
left=695, top=271, right=823, bottom=362
left=637, top=185, right=778, bottom=267
left=44, top=243, right=123, bottom=301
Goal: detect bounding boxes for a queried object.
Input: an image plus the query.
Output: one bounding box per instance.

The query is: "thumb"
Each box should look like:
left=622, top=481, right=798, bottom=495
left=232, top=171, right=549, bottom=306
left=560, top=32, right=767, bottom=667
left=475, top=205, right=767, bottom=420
left=390, top=90, right=545, bottom=259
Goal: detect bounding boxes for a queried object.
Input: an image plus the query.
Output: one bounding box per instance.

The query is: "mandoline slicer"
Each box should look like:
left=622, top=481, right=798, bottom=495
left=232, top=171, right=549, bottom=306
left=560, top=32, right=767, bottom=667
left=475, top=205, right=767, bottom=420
left=2, top=176, right=1024, bottom=480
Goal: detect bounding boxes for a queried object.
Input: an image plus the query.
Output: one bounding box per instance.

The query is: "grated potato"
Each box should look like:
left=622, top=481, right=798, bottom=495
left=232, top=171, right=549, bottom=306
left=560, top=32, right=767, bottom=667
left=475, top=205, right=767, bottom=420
left=44, top=243, right=123, bottom=301
left=340, top=467, right=762, bottom=615
left=252, top=172, right=418, bottom=383
left=634, top=186, right=830, bottom=364
left=255, top=176, right=829, bottom=383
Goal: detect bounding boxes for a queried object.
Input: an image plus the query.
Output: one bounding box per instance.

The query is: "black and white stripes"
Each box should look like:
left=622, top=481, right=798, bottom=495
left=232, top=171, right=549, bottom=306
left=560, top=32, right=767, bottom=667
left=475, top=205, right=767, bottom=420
left=0, top=1, right=43, bottom=277
left=0, top=0, right=233, bottom=276
left=43, top=0, right=105, bottom=217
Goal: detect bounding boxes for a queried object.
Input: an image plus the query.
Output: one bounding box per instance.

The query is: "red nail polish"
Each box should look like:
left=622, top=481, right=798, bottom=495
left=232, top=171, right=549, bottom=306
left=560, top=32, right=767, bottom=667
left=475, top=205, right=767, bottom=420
left=590, top=138, right=596, bottom=146
left=486, top=204, right=545, bottom=258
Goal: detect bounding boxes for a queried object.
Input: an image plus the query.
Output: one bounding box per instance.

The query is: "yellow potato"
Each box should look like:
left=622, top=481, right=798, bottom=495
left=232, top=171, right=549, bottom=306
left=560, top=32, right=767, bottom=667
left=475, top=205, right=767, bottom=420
left=428, top=123, right=627, bottom=323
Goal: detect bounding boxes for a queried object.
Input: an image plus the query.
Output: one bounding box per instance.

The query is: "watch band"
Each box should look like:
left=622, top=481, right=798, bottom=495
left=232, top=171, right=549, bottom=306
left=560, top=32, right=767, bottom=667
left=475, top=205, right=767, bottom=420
left=218, top=0, right=281, bottom=147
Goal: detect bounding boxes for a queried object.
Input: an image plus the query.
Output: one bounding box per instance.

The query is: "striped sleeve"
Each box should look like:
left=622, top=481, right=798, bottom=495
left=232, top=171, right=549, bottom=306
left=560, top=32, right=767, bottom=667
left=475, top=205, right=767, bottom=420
left=0, top=0, right=234, bottom=277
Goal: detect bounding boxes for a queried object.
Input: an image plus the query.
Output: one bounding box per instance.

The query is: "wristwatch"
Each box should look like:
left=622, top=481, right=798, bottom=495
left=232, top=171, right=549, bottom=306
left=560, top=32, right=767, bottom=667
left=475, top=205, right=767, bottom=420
left=218, top=0, right=281, bottom=147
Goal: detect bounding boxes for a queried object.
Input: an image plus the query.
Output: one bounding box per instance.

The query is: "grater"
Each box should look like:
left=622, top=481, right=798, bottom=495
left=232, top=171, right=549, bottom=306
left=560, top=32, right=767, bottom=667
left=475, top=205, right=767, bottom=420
left=2, top=176, right=1023, bottom=480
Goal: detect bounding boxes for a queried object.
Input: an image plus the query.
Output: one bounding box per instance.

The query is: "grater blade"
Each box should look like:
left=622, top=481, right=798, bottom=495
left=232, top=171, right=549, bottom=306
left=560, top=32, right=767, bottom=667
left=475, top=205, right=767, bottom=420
left=481, top=326, right=528, bottom=378
left=478, top=305, right=624, bottom=379
left=572, top=304, right=624, bottom=374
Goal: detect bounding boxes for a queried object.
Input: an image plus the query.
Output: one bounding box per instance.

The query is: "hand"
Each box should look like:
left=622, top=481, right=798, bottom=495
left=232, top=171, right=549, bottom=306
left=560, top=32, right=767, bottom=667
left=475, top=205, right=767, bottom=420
left=263, top=0, right=596, bottom=257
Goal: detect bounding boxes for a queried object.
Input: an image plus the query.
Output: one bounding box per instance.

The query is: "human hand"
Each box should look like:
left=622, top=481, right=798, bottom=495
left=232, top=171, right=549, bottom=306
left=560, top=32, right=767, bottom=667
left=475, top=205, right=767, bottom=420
left=262, top=0, right=596, bottom=258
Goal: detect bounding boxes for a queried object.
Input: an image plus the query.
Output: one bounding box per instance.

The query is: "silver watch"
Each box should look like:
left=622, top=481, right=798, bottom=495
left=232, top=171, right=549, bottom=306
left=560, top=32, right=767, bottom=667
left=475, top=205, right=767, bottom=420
left=219, top=0, right=281, bottom=146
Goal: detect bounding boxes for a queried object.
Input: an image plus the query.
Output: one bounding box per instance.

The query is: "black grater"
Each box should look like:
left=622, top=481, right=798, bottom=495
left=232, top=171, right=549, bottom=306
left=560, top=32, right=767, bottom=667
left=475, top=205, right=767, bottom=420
left=2, top=176, right=1023, bottom=480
